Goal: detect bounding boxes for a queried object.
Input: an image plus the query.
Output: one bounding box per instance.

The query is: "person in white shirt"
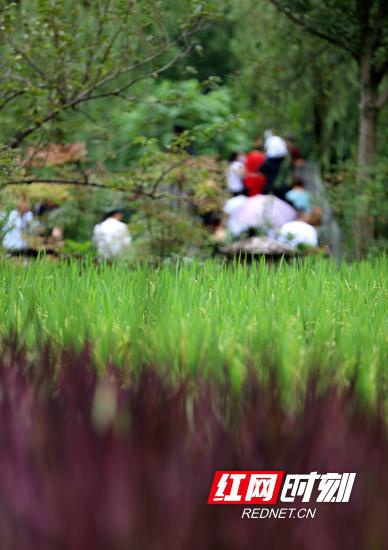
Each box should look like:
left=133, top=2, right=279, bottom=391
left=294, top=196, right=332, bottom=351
left=93, top=210, right=132, bottom=260
left=264, top=130, right=288, bottom=158
left=277, top=209, right=321, bottom=249
left=2, top=201, right=34, bottom=252
left=260, top=130, right=289, bottom=194
left=226, top=152, right=245, bottom=195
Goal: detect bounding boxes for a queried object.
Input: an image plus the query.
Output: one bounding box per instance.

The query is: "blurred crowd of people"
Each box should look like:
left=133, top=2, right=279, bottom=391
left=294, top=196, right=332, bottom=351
left=1, top=130, right=321, bottom=260
left=223, top=131, right=321, bottom=249
left=227, top=132, right=304, bottom=198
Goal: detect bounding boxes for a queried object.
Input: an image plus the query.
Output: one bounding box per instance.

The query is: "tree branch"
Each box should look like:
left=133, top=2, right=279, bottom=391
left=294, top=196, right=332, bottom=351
left=3, top=178, right=106, bottom=188
left=149, top=158, right=189, bottom=195
left=370, top=0, right=388, bottom=50
left=274, top=45, right=329, bottom=93
left=268, top=0, right=356, bottom=55
left=376, top=56, right=388, bottom=82
left=356, top=0, right=370, bottom=39
left=1, top=173, right=188, bottom=201
left=376, top=87, right=388, bottom=108
left=1, top=177, right=148, bottom=199
left=6, top=18, right=205, bottom=148
left=8, top=108, right=65, bottom=148
left=81, top=0, right=112, bottom=86
left=0, top=90, right=26, bottom=112
left=9, top=41, right=51, bottom=82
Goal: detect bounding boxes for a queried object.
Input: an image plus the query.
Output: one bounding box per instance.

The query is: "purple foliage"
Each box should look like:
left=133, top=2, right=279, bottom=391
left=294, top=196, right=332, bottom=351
left=0, top=337, right=387, bottom=550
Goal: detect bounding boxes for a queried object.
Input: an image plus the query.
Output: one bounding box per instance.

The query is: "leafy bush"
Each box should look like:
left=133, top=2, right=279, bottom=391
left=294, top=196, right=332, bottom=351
left=327, top=156, right=388, bottom=257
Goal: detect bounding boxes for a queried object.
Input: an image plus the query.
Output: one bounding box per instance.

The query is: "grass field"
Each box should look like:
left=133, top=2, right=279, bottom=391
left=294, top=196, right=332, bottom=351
left=0, top=256, right=387, bottom=549
left=1, top=256, right=386, bottom=407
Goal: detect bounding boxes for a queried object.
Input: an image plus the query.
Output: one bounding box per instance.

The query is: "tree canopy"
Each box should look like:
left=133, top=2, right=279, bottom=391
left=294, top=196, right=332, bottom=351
left=0, top=0, right=223, bottom=147
left=268, top=0, right=388, bottom=165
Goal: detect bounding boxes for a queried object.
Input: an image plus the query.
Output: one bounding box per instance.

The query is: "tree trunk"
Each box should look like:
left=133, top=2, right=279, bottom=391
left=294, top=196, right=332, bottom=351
left=312, top=66, right=325, bottom=161
left=354, top=49, right=379, bottom=258
left=357, top=52, right=379, bottom=168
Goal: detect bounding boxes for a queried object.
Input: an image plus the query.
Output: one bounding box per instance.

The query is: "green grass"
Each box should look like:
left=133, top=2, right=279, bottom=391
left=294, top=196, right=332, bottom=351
left=0, top=256, right=387, bottom=408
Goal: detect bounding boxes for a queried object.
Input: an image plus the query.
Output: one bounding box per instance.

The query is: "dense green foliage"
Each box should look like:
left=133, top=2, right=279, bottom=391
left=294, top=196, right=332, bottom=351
left=0, top=0, right=387, bottom=256
left=0, top=0, right=224, bottom=147
left=328, top=158, right=388, bottom=257
left=72, top=80, right=250, bottom=167
left=1, top=258, right=386, bottom=408
left=1, top=0, right=386, bottom=164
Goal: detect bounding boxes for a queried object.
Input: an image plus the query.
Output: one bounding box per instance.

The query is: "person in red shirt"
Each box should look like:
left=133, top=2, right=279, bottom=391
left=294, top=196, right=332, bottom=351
left=244, top=141, right=267, bottom=196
